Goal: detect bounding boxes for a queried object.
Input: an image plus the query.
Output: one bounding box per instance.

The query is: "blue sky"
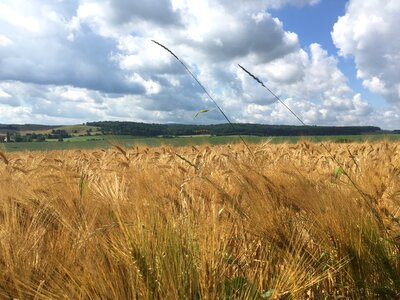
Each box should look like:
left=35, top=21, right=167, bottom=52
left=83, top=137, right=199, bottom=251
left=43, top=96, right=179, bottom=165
left=272, top=0, right=388, bottom=110
left=0, top=0, right=399, bottom=128
left=272, top=0, right=347, bottom=52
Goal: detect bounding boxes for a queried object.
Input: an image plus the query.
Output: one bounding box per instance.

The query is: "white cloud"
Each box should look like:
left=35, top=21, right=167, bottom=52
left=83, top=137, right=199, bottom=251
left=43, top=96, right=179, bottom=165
left=362, top=77, right=387, bottom=94
left=0, top=35, right=13, bottom=46
left=209, top=0, right=320, bottom=12
left=0, top=105, right=33, bottom=124
left=332, top=0, right=400, bottom=105
left=0, top=2, right=41, bottom=33
left=0, top=89, right=11, bottom=98
left=0, top=0, right=398, bottom=128
left=229, top=43, right=374, bottom=125
left=0, top=1, right=147, bottom=94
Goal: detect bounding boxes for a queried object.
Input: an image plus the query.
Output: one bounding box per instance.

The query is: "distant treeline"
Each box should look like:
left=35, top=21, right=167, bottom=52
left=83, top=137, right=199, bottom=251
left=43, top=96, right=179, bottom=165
left=87, top=121, right=383, bottom=137
left=10, top=129, right=71, bottom=142
left=0, top=124, right=57, bottom=134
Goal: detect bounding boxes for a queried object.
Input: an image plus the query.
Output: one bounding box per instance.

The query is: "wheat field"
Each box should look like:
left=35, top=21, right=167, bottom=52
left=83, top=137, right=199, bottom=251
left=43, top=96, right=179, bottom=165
left=0, top=141, right=399, bottom=299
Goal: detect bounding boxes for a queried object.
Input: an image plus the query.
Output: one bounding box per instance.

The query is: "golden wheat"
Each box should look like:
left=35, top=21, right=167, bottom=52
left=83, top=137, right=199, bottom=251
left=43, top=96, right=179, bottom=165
left=0, top=141, right=399, bottom=299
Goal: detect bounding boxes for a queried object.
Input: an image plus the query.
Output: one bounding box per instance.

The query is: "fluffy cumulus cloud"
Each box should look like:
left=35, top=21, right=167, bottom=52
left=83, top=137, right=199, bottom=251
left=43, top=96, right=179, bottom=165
left=332, top=0, right=400, bottom=106
left=232, top=43, right=373, bottom=125
left=214, top=0, right=320, bottom=11
left=0, top=0, right=397, bottom=128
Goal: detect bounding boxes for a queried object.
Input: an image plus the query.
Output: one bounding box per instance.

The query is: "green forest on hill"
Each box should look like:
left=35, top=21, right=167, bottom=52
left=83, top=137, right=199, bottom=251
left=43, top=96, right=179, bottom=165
left=87, top=121, right=383, bottom=137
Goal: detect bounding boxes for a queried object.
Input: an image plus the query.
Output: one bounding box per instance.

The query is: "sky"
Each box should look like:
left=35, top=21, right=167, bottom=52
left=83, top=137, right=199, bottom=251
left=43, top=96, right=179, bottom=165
left=0, top=0, right=399, bottom=129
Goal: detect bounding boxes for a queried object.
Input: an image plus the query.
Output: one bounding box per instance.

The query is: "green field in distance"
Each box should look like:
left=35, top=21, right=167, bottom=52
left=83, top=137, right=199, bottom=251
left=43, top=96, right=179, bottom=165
left=1, top=134, right=399, bottom=152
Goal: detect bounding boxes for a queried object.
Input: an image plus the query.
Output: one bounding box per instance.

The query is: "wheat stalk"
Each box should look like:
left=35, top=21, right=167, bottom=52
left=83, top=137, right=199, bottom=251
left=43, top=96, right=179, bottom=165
left=152, top=40, right=254, bottom=157
left=238, top=64, right=384, bottom=227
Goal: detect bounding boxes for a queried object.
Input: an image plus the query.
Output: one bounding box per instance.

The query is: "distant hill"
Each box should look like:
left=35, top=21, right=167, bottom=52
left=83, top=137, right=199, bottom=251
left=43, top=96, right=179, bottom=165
left=0, top=124, right=58, bottom=134
left=87, top=121, right=385, bottom=137
left=0, top=124, right=99, bottom=136
left=1, top=121, right=397, bottom=138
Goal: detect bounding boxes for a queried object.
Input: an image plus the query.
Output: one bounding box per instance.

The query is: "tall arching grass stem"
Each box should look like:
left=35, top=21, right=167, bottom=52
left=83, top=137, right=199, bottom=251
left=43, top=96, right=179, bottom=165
left=152, top=40, right=254, bottom=157
left=238, top=64, right=384, bottom=227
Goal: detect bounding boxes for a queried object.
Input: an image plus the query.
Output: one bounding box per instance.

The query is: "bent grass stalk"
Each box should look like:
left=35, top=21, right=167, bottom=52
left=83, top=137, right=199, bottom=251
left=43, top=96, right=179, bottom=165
left=238, top=64, right=384, bottom=225
left=152, top=40, right=254, bottom=157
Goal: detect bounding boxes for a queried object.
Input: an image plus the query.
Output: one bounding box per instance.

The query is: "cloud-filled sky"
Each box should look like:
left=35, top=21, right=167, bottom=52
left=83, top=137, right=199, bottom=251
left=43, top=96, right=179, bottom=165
left=0, top=0, right=399, bottom=128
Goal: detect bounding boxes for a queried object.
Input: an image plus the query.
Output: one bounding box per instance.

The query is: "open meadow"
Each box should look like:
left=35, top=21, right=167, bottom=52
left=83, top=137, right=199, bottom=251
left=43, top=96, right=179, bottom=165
left=2, top=133, right=400, bottom=152
left=1, top=141, right=400, bottom=299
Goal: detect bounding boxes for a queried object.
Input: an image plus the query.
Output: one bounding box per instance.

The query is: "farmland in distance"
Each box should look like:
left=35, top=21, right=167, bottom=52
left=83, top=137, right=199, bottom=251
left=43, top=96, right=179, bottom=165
left=2, top=133, right=400, bottom=152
